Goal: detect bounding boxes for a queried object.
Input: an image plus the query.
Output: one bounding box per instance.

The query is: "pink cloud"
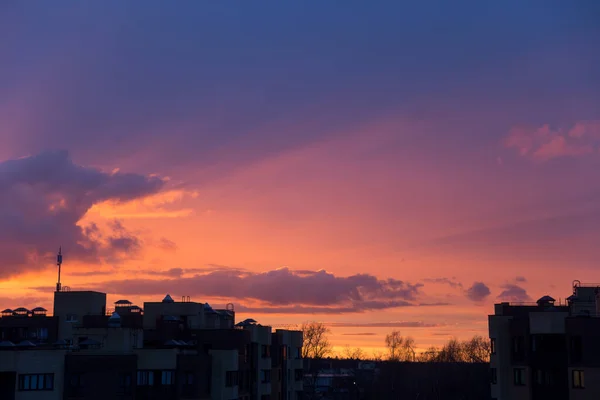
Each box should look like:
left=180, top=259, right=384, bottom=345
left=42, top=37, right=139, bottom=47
left=504, top=121, right=600, bottom=161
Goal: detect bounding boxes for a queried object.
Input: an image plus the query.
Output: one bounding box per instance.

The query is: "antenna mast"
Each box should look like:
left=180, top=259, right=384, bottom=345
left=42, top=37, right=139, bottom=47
left=56, top=247, right=63, bottom=292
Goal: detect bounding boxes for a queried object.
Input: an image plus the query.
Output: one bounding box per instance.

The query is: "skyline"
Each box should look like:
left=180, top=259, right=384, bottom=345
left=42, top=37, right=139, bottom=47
left=1, top=1, right=600, bottom=353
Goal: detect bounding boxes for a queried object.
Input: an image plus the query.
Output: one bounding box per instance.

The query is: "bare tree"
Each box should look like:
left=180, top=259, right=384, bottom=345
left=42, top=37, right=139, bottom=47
left=342, top=345, right=365, bottom=360
left=462, top=335, right=491, bottom=363
left=301, top=321, right=332, bottom=359
left=385, top=330, right=415, bottom=361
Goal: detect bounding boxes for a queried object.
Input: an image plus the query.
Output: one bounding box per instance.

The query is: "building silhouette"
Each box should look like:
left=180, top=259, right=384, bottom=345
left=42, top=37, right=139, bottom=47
left=489, top=280, right=600, bottom=400
left=0, top=264, right=303, bottom=400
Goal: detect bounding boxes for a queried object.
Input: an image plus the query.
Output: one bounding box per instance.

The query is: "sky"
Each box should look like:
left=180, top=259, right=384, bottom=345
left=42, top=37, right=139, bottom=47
left=1, top=1, right=600, bottom=354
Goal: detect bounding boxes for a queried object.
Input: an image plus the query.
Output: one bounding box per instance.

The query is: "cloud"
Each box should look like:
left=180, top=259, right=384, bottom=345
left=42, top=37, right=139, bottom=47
left=504, top=121, right=600, bottom=161
left=329, top=321, right=442, bottom=328
left=465, top=282, right=491, bottom=302
left=497, top=283, right=532, bottom=302
left=157, top=237, right=178, bottom=252
left=0, top=150, right=165, bottom=276
left=341, top=333, right=377, bottom=336
left=78, top=267, right=424, bottom=313
left=423, top=277, right=463, bottom=289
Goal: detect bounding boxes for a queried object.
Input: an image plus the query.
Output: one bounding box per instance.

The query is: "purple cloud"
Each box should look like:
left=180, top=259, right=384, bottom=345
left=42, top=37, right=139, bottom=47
left=78, top=267, right=423, bottom=312
left=465, top=282, right=491, bottom=302
left=423, top=277, right=463, bottom=289
left=497, top=283, right=532, bottom=302
left=0, top=150, right=165, bottom=276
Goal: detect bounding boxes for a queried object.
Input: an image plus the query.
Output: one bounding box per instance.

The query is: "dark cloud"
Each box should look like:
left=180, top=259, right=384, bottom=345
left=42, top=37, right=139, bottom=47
left=423, top=277, right=463, bottom=289
left=341, top=333, right=377, bottom=336
left=0, top=150, right=165, bottom=276
left=515, top=276, right=527, bottom=282
left=157, top=237, right=178, bottom=252
left=145, top=268, right=185, bottom=278
left=465, top=282, right=491, bottom=302
left=78, top=267, right=423, bottom=313
left=68, top=270, right=115, bottom=277
left=0, top=296, right=49, bottom=310
left=329, top=321, right=442, bottom=328
left=497, top=284, right=532, bottom=302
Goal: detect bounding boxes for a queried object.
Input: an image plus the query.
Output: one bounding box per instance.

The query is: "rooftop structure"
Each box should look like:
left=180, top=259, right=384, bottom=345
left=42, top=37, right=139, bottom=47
left=489, top=280, right=600, bottom=400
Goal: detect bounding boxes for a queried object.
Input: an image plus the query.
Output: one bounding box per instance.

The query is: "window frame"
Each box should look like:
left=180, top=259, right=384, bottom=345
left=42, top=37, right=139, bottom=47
left=513, top=368, right=526, bottom=386
left=18, top=373, right=54, bottom=391
left=573, top=369, right=585, bottom=389
left=490, top=368, right=497, bottom=384
left=137, top=370, right=155, bottom=386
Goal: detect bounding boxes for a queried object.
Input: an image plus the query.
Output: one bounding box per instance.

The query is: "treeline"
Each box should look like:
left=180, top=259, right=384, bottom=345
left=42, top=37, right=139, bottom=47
left=302, top=322, right=491, bottom=363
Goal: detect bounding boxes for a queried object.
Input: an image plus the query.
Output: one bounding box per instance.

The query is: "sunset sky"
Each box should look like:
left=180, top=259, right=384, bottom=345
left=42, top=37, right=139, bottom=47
left=1, top=1, right=599, bottom=354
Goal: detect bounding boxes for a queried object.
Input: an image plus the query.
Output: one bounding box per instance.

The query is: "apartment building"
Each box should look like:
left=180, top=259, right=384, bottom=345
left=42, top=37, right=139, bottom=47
left=489, top=281, right=600, bottom=400
left=0, top=288, right=303, bottom=400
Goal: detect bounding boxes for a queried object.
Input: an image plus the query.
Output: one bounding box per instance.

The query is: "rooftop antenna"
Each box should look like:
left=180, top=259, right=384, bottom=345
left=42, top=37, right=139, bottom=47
left=56, top=247, right=63, bottom=292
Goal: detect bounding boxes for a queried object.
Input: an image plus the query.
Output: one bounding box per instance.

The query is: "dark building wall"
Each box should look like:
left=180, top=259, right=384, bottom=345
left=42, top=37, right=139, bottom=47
left=64, top=354, right=137, bottom=400
left=177, top=353, right=211, bottom=399
left=370, top=362, right=491, bottom=400
left=0, top=315, right=59, bottom=344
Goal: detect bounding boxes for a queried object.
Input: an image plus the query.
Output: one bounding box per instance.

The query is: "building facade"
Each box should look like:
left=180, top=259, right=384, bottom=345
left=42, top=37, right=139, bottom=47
left=0, top=289, right=303, bottom=400
left=489, top=281, right=600, bottom=400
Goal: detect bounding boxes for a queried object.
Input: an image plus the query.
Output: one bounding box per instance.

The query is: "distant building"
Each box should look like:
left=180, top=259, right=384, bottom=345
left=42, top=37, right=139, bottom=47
left=489, top=280, right=600, bottom=400
left=0, top=288, right=303, bottom=400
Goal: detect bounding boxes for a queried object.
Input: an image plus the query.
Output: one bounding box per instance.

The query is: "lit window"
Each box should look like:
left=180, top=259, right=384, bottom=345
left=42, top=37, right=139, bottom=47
left=513, top=368, right=526, bottom=386
left=18, top=374, right=54, bottom=391
left=137, top=371, right=154, bottom=386
left=573, top=370, right=585, bottom=389
left=161, top=370, right=175, bottom=385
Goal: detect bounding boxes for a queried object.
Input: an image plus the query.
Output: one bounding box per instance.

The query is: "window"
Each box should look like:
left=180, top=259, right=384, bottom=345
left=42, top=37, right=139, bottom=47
left=262, top=345, right=271, bottom=358
left=161, top=370, right=175, bottom=385
left=490, top=338, right=496, bottom=355
left=490, top=368, right=497, bottom=384
left=295, top=369, right=303, bottom=381
left=226, top=371, right=238, bottom=387
left=18, top=374, right=54, bottom=391
left=535, top=369, right=551, bottom=386
left=295, top=347, right=302, bottom=359
left=69, top=373, right=83, bottom=388
left=573, top=370, right=585, bottom=389
left=260, top=369, right=271, bottom=384
left=36, top=328, right=48, bottom=340
left=513, top=368, right=526, bottom=386
left=571, top=336, right=583, bottom=362
left=118, top=373, right=132, bottom=395
left=184, top=372, right=194, bottom=385
left=531, top=335, right=537, bottom=352
left=512, top=336, right=524, bottom=354
left=282, top=346, right=288, bottom=360
left=66, top=313, right=78, bottom=322
left=278, top=369, right=282, bottom=381
left=137, top=371, right=154, bottom=386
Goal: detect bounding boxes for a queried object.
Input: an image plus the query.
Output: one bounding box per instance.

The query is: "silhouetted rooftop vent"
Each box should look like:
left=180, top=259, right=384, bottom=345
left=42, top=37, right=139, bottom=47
left=31, top=307, right=47, bottom=316
left=164, top=339, right=179, bottom=346
left=13, top=307, right=29, bottom=316
left=162, top=294, right=174, bottom=303
left=115, top=299, right=132, bottom=305
left=537, top=295, right=556, bottom=307
left=53, top=339, right=67, bottom=346
left=17, top=340, right=36, bottom=347
left=0, top=341, right=16, bottom=347
left=1, top=309, right=13, bottom=315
